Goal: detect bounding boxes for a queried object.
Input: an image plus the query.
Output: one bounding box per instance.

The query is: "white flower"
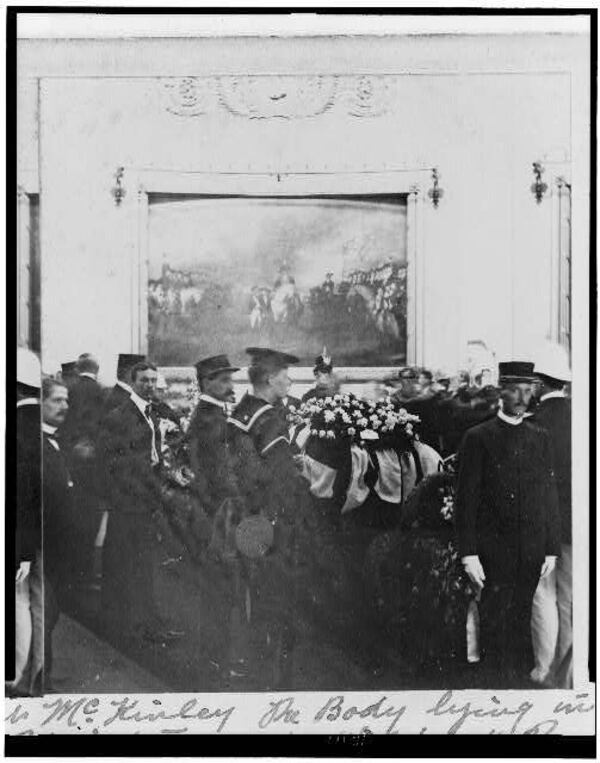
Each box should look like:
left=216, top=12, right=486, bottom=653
left=324, top=396, right=333, bottom=405
left=334, top=394, right=342, bottom=402
left=358, top=417, right=368, bottom=428
left=324, top=409, right=335, bottom=423
left=319, top=429, right=326, bottom=438
left=326, top=430, right=335, bottom=438
left=311, top=429, right=319, bottom=435
left=341, top=412, right=352, bottom=424
left=347, top=426, right=356, bottom=436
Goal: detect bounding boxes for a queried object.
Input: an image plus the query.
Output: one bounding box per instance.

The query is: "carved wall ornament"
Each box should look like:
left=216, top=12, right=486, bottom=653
left=161, top=77, right=214, bottom=116
left=340, top=75, right=390, bottom=118
left=159, top=75, right=394, bottom=120
left=217, top=75, right=338, bottom=120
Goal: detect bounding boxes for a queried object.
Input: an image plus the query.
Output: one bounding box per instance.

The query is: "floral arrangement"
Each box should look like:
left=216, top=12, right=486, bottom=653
left=288, top=392, right=420, bottom=449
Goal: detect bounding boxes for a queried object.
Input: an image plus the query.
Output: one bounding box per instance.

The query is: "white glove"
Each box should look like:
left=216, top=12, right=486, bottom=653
left=15, top=561, right=31, bottom=584
left=540, top=555, right=558, bottom=578
left=462, top=555, right=486, bottom=590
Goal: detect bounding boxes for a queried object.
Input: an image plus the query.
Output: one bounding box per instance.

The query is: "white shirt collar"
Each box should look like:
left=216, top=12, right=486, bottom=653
left=80, top=372, right=97, bottom=381
left=130, top=391, right=159, bottom=465
left=116, top=380, right=132, bottom=393
left=540, top=390, right=566, bottom=402
left=42, top=422, right=58, bottom=436
left=130, top=390, right=151, bottom=416
left=17, top=397, right=39, bottom=408
left=497, top=409, right=524, bottom=426
left=199, top=393, right=227, bottom=410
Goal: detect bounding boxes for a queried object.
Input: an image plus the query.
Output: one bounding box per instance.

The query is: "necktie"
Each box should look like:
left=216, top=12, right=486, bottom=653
left=144, top=403, right=159, bottom=465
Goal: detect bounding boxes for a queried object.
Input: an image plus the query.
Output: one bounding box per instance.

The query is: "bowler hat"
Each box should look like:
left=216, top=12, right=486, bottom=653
left=195, top=354, right=240, bottom=380
left=246, top=347, right=299, bottom=367
left=498, top=361, right=536, bottom=383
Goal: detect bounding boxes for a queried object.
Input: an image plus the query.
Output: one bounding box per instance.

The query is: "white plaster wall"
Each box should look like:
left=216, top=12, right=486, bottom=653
left=17, top=34, right=583, bottom=382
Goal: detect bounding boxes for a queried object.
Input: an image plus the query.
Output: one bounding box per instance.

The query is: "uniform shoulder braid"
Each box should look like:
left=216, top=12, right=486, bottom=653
left=228, top=392, right=273, bottom=433
left=229, top=393, right=290, bottom=456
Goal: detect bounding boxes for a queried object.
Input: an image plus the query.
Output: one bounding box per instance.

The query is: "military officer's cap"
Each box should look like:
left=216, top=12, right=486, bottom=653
left=498, top=361, right=536, bottom=383
left=195, top=354, right=240, bottom=380
left=246, top=347, right=299, bottom=370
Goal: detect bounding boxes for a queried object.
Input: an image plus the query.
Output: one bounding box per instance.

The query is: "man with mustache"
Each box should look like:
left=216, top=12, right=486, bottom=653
left=188, top=355, right=241, bottom=519
left=456, top=361, right=561, bottom=687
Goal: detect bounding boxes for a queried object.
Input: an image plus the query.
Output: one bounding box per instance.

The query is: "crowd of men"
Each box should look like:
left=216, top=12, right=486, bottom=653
left=9, top=339, right=573, bottom=694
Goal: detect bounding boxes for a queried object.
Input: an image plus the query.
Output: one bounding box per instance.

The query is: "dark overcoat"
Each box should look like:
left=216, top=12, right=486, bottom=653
left=42, top=432, right=75, bottom=588
left=97, top=398, right=163, bottom=514
left=532, top=396, right=571, bottom=544
left=455, top=416, right=561, bottom=583
left=102, top=383, right=131, bottom=417
left=61, top=375, right=105, bottom=451
left=96, top=398, right=163, bottom=631
left=15, top=403, right=42, bottom=568
left=187, top=398, right=239, bottom=516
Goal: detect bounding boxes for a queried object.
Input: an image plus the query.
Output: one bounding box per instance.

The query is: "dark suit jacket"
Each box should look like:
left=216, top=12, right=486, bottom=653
left=15, top=403, right=42, bottom=567
left=532, top=396, right=571, bottom=543
left=455, top=416, right=561, bottom=582
left=187, top=398, right=239, bottom=515
left=42, top=433, right=75, bottom=583
left=61, top=375, right=105, bottom=451
left=102, top=383, right=131, bottom=416
left=97, top=398, right=163, bottom=515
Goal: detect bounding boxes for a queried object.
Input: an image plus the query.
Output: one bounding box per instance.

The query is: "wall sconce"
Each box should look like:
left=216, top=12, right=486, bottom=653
left=427, top=168, right=444, bottom=209
left=111, top=166, right=126, bottom=206
left=531, top=161, right=548, bottom=204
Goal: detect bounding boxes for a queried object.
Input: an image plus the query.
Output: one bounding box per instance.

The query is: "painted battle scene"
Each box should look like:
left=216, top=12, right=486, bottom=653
left=148, top=196, right=408, bottom=367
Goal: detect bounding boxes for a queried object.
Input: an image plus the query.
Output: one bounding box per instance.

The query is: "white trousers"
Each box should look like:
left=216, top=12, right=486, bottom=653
left=7, top=575, right=33, bottom=690
left=6, top=553, right=44, bottom=694
left=530, top=543, right=572, bottom=686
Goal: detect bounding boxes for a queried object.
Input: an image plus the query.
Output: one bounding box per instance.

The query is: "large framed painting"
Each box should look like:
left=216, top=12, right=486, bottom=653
left=147, top=194, right=408, bottom=367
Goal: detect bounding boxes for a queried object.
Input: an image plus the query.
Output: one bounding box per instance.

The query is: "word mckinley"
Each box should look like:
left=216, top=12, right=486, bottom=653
left=31, top=696, right=236, bottom=734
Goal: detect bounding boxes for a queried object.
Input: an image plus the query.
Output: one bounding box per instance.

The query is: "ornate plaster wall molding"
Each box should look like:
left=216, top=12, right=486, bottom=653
left=159, top=74, right=392, bottom=119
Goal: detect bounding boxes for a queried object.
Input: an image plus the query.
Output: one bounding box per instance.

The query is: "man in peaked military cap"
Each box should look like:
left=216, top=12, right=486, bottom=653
left=227, top=347, right=314, bottom=689
left=456, top=361, right=561, bottom=688
left=187, top=355, right=241, bottom=520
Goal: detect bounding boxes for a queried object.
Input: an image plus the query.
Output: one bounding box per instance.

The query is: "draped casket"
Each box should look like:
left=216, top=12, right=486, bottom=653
left=294, top=424, right=442, bottom=513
